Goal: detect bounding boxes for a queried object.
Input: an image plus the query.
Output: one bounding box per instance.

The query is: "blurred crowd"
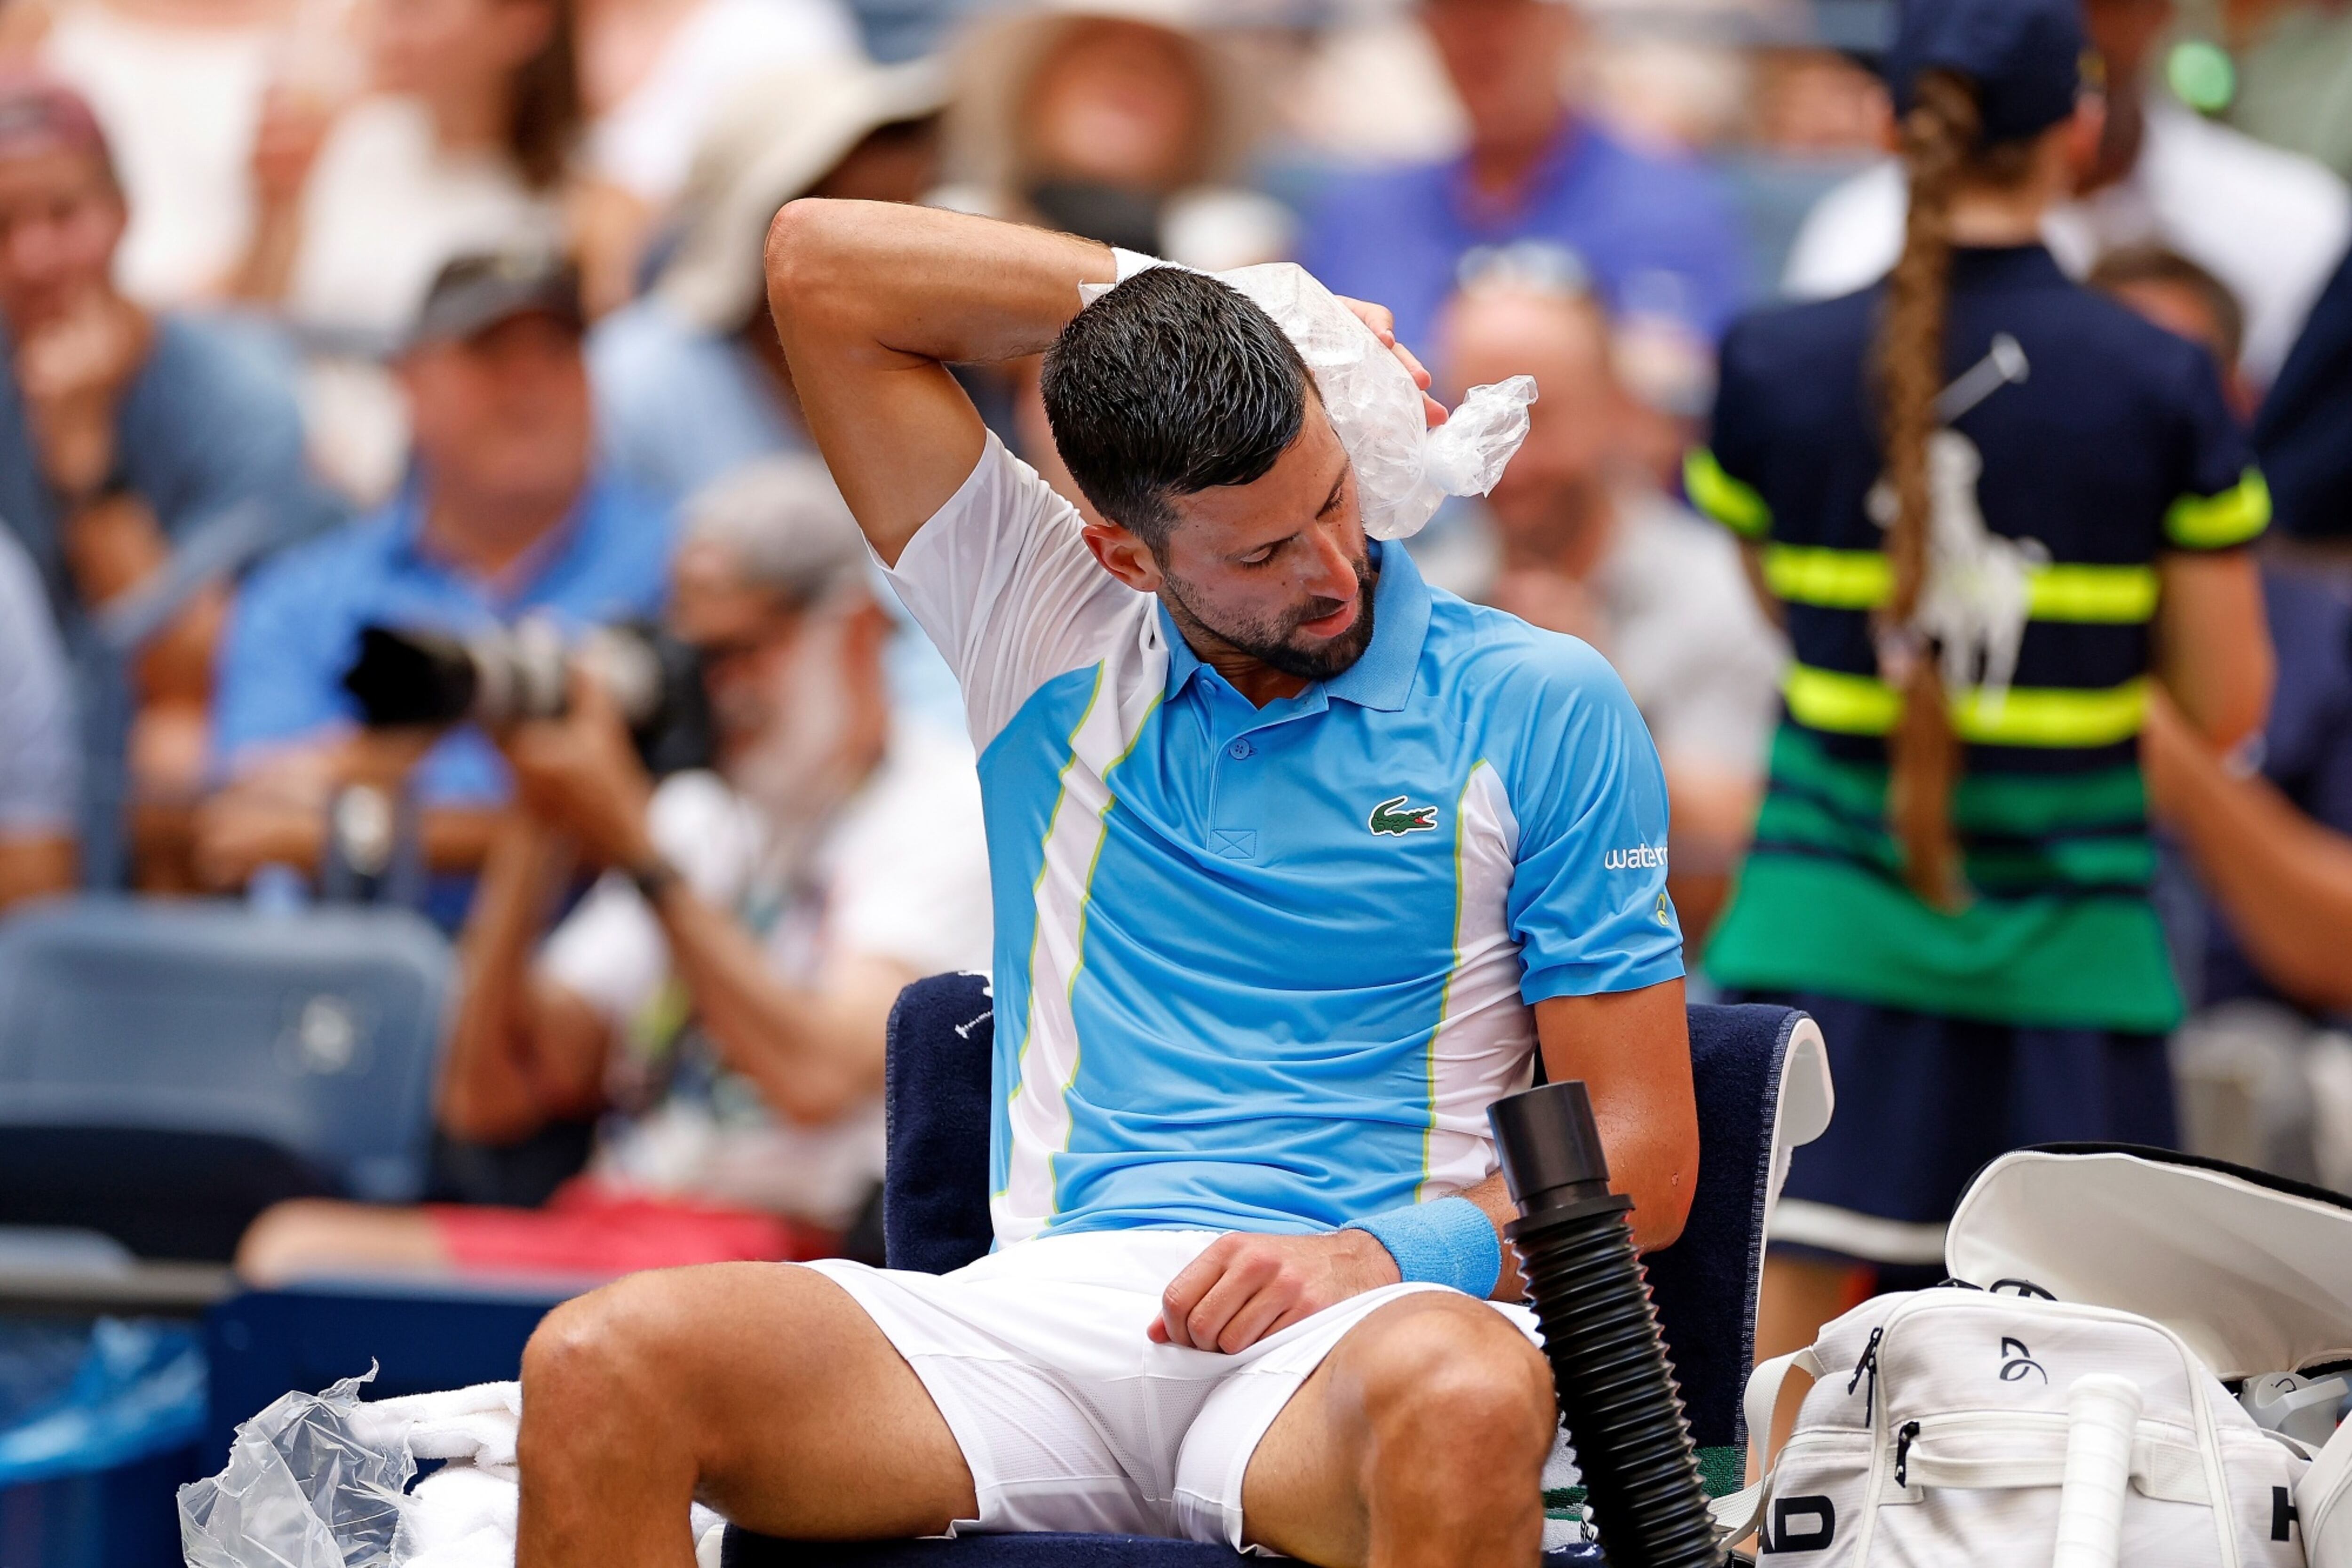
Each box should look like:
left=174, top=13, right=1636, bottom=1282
left=1, top=0, right=2350, bottom=1278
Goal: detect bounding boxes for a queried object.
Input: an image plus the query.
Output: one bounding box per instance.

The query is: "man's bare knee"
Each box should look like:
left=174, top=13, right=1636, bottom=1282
left=521, top=1272, right=707, bottom=1445
left=1355, top=1299, right=1556, bottom=1473
left=519, top=1265, right=850, bottom=1471
left=526, top=1270, right=693, bottom=1378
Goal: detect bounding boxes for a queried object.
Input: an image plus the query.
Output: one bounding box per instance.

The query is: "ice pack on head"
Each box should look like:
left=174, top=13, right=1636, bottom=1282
left=1079, top=260, right=1538, bottom=541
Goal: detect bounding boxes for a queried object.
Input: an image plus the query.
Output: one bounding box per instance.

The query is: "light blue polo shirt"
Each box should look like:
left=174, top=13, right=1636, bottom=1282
left=885, top=436, right=1684, bottom=1245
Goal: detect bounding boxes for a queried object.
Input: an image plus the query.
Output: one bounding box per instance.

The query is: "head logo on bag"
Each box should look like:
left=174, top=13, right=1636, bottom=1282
left=1999, top=1336, right=2047, bottom=1383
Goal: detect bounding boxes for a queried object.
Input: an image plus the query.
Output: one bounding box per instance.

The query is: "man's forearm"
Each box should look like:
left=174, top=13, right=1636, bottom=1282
left=644, top=880, right=898, bottom=1124
left=767, top=200, right=1114, bottom=373
left=2147, top=702, right=2352, bottom=1012
left=765, top=202, right=1119, bottom=560
left=1452, top=1143, right=1676, bottom=1305
left=439, top=814, right=573, bottom=1142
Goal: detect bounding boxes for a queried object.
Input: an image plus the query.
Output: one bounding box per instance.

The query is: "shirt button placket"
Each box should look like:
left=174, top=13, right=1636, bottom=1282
left=1211, top=733, right=1258, bottom=860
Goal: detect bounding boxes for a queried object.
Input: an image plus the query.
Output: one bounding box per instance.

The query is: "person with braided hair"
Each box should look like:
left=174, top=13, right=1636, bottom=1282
left=1686, top=0, right=2275, bottom=1354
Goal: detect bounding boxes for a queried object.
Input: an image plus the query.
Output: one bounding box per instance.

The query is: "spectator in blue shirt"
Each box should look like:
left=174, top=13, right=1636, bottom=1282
left=200, top=252, right=674, bottom=893
left=1298, top=0, right=1749, bottom=366
left=0, top=76, right=320, bottom=887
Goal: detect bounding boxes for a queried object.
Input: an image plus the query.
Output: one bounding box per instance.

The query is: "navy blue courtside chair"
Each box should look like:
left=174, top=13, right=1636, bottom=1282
left=0, top=896, right=451, bottom=1258
left=724, top=975, right=1831, bottom=1568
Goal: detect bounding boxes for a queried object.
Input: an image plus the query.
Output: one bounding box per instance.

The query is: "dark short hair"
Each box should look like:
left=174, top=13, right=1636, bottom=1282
left=1041, top=267, right=1310, bottom=546
left=2087, top=244, right=2246, bottom=371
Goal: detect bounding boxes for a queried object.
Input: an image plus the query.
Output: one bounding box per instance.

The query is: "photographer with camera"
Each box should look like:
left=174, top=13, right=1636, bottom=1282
left=235, top=456, right=992, bottom=1281
left=201, top=249, right=674, bottom=903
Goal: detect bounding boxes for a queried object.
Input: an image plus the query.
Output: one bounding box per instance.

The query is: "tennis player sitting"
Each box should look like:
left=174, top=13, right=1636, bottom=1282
left=514, top=203, right=1699, bottom=1568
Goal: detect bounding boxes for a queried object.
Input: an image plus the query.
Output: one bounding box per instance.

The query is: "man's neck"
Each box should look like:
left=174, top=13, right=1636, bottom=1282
left=418, top=485, right=575, bottom=585
left=1166, top=573, right=1385, bottom=709
left=1202, top=647, right=1310, bottom=708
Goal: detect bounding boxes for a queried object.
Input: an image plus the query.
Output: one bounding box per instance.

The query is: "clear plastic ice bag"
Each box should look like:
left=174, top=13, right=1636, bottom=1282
left=1078, top=261, right=1537, bottom=541
left=1214, top=263, right=1536, bottom=541
left=183, top=1371, right=726, bottom=1568
left=180, top=1367, right=412, bottom=1568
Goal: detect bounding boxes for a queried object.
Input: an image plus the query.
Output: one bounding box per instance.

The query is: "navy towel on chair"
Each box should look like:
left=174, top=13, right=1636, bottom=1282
left=880, top=973, right=997, bottom=1277
left=725, top=976, right=1830, bottom=1568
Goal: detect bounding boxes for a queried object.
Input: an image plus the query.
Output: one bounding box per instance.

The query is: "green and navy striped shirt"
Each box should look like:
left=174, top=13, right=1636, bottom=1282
left=1690, top=244, right=2265, bottom=1031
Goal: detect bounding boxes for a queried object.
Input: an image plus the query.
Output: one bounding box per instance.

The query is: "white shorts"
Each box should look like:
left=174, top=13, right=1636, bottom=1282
left=799, top=1230, right=1539, bottom=1550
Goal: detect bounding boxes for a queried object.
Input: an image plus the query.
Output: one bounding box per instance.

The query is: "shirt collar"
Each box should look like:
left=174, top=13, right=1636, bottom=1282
left=1158, top=538, right=1432, bottom=713
left=1947, top=243, right=2069, bottom=292
left=389, top=472, right=600, bottom=609
left=1446, top=113, right=1589, bottom=233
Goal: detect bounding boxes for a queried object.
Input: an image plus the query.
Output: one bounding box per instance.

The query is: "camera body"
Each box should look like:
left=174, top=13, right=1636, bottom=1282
left=341, top=615, right=715, bottom=775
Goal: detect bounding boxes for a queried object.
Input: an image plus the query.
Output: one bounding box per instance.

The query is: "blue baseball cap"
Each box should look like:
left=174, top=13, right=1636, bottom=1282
left=1886, top=0, right=2088, bottom=145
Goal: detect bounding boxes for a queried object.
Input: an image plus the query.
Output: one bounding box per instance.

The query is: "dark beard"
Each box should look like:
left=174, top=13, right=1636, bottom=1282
left=1160, top=557, right=1378, bottom=682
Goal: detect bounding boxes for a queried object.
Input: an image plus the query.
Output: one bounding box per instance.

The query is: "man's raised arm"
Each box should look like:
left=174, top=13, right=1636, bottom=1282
left=763, top=199, right=1116, bottom=565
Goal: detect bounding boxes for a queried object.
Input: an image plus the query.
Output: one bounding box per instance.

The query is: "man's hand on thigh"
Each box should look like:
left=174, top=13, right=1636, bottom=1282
left=1151, top=1231, right=1403, bottom=1353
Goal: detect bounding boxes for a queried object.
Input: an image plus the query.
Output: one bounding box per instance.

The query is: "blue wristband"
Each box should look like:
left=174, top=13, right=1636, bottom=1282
left=1343, top=1196, right=1502, bottom=1298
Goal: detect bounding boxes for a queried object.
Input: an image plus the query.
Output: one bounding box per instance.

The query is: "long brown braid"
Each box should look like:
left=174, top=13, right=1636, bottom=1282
left=1875, top=69, right=1981, bottom=911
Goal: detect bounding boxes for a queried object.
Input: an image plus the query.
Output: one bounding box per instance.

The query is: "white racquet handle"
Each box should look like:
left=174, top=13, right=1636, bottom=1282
left=2053, top=1373, right=2144, bottom=1568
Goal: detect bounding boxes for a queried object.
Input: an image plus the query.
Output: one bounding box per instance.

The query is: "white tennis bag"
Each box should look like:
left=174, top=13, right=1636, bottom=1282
left=1721, top=1148, right=2352, bottom=1565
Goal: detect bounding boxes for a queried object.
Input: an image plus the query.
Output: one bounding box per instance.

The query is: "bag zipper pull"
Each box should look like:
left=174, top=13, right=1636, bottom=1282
left=1893, top=1419, right=1922, bottom=1488
left=1846, top=1326, right=1885, bottom=1420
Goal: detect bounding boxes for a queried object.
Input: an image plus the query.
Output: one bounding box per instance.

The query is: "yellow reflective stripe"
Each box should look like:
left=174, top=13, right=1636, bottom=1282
left=1950, top=680, right=2148, bottom=747
left=2026, top=563, right=2159, bottom=622
left=1764, top=545, right=1890, bottom=608
left=1782, top=664, right=2150, bottom=747
left=1782, top=665, right=1902, bottom=733
left=2165, top=468, right=2271, bottom=549
left=1761, top=547, right=2159, bottom=623
left=1685, top=448, right=1771, bottom=540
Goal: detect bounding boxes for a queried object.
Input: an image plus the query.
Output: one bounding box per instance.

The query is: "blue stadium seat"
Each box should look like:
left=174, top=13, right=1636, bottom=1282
left=0, top=896, right=451, bottom=1256
left=724, top=975, right=1831, bottom=1567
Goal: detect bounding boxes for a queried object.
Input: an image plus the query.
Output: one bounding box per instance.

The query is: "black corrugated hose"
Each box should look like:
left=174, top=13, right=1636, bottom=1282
left=1490, top=1081, right=1722, bottom=1568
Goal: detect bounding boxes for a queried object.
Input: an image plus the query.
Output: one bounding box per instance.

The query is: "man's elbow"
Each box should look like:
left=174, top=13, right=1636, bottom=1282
left=764, top=199, right=859, bottom=340
left=1633, top=1161, right=1698, bottom=1253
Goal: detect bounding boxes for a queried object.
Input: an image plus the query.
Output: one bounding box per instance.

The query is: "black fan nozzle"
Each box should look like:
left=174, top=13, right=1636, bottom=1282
left=1489, top=1081, right=1722, bottom=1568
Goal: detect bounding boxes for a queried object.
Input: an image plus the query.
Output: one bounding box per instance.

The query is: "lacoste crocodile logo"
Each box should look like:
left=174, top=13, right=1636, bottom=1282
left=1368, top=796, right=1439, bottom=836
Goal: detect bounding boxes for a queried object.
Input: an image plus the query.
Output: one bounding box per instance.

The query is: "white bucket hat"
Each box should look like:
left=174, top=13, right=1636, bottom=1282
left=655, top=57, right=950, bottom=332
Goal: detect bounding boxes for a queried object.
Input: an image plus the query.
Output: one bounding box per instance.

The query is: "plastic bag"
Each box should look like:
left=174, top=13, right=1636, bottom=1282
left=181, top=1367, right=411, bottom=1568
left=1216, top=263, right=1535, bottom=540
left=1086, top=261, right=1538, bottom=541
left=182, top=1371, right=728, bottom=1568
